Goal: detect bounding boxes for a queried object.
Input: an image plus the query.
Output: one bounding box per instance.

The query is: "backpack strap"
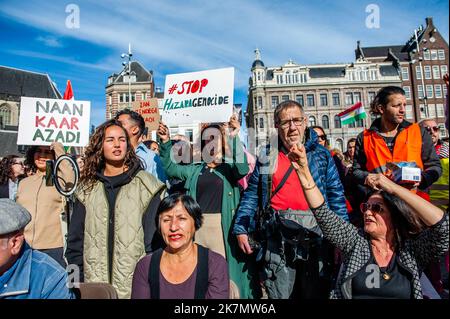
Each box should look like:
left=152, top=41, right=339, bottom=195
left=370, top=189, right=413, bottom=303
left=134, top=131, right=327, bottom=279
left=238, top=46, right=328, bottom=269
left=148, top=249, right=164, bottom=299
left=194, top=245, right=209, bottom=299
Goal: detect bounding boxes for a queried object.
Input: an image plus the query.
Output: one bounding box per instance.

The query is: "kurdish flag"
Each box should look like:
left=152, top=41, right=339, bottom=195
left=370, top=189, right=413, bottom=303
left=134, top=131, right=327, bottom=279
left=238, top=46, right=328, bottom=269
left=338, top=102, right=366, bottom=125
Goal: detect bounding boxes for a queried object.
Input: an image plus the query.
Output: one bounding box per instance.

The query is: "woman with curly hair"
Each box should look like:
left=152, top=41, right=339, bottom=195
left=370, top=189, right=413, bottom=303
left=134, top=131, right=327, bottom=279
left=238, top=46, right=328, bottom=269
left=65, top=119, right=166, bottom=299
left=0, top=155, right=25, bottom=199
left=15, top=142, right=68, bottom=267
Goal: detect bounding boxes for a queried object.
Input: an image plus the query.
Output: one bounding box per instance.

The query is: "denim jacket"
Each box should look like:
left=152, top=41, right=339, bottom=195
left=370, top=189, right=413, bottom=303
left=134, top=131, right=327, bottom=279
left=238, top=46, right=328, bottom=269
left=233, top=127, right=348, bottom=235
left=0, top=242, right=74, bottom=299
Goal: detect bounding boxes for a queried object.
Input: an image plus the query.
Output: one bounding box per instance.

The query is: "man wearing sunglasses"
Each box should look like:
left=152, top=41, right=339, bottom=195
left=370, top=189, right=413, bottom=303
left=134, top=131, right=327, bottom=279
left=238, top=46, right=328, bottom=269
left=419, top=119, right=449, bottom=159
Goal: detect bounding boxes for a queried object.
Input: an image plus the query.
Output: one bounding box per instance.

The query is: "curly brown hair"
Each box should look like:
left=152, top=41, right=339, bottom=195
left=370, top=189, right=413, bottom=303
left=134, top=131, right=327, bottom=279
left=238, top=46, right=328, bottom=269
left=79, top=119, right=140, bottom=192
left=0, top=155, right=19, bottom=184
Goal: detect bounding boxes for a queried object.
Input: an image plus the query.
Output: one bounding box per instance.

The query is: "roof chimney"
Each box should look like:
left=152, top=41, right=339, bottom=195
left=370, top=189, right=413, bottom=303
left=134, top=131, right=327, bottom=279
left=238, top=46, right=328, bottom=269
left=425, top=17, right=434, bottom=27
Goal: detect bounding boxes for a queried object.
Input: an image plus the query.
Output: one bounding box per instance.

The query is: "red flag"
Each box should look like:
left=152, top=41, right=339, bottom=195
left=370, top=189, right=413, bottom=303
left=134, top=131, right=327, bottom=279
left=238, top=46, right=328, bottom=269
left=63, top=80, right=74, bottom=100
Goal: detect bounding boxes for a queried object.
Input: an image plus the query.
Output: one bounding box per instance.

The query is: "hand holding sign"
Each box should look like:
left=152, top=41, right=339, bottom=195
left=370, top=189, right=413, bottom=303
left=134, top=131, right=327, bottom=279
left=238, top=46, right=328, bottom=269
left=228, top=114, right=240, bottom=138
left=157, top=122, right=171, bottom=143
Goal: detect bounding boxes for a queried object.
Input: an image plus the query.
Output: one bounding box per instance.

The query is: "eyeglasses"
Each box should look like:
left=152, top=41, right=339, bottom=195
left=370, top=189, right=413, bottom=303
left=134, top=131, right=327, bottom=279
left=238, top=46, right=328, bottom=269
left=425, top=126, right=439, bottom=133
left=317, top=135, right=327, bottom=141
left=278, top=117, right=305, bottom=129
left=360, top=202, right=384, bottom=214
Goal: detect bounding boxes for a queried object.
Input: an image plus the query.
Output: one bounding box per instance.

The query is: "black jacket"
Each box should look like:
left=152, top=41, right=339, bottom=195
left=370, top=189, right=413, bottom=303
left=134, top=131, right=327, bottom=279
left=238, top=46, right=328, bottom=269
left=0, top=182, right=9, bottom=199
left=65, top=161, right=164, bottom=281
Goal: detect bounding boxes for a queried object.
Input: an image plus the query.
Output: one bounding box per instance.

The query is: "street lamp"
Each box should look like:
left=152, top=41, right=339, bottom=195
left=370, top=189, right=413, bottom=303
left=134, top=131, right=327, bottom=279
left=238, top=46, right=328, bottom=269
left=121, top=43, right=133, bottom=109
left=413, top=27, right=428, bottom=117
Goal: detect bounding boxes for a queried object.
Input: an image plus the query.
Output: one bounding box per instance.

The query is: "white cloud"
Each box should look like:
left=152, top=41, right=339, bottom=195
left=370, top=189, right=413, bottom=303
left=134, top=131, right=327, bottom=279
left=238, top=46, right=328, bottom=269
left=36, top=35, right=63, bottom=48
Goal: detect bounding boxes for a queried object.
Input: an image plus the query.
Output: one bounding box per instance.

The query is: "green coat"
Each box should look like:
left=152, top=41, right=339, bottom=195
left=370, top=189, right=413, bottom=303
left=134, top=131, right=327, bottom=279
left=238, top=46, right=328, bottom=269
left=160, top=136, right=257, bottom=298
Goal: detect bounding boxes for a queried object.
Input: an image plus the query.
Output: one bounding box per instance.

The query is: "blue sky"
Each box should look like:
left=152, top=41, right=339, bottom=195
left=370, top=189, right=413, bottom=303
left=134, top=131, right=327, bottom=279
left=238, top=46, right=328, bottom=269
left=0, top=0, right=448, bottom=128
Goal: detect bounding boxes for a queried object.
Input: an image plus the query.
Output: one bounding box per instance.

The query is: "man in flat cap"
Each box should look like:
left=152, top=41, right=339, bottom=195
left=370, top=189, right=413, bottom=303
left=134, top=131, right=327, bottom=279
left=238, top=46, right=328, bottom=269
left=0, top=199, right=74, bottom=299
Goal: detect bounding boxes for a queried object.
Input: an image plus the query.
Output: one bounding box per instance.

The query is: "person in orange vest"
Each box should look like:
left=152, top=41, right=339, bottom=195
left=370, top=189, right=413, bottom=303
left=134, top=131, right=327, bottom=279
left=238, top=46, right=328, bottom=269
left=352, top=86, right=442, bottom=201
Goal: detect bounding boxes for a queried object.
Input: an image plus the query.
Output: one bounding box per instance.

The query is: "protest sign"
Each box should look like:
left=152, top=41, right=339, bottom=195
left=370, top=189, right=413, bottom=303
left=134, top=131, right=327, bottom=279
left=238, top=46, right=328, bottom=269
left=132, top=98, right=160, bottom=132
left=161, top=67, right=234, bottom=125
left=17, top=97, right=91, bottom=147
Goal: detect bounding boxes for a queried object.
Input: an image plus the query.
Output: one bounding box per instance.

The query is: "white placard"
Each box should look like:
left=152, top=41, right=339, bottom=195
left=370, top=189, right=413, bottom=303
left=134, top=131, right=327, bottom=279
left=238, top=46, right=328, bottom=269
left=17, top=97, right=91, bottom=147
left=161, top=67, right=234, bottom=125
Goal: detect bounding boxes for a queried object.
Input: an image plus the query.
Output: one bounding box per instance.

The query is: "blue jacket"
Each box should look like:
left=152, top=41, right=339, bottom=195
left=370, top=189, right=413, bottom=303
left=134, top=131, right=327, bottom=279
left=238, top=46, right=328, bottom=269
left=0, top=242, right=74, bottom=299
left=136, top=143, right=168, bottom=183
left=233, top=127, right=348, bottom=235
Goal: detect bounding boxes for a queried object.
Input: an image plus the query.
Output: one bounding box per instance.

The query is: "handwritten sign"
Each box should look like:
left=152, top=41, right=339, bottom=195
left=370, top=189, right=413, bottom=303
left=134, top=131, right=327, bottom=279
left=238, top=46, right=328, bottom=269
left=161, top=67, right=234, bottom=125
left=17, top=97, right=91, bottom=146
left=132, top=98, right=160, bottom=132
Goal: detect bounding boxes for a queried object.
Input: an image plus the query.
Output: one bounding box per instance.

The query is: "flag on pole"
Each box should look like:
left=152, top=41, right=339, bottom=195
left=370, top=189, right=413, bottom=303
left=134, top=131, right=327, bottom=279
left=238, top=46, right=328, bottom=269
left=63, top=80, right=74, bottom=153
left=338, top=102, right=366, bottom=125
left=63, top=80, right=74, bottom=100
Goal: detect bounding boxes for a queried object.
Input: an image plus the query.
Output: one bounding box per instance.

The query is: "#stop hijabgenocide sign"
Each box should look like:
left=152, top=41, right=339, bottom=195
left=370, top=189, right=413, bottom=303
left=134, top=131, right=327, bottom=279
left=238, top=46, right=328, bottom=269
left=17, top=97, right=91, bottom=147
left=161, top=67, right=234, bottom=125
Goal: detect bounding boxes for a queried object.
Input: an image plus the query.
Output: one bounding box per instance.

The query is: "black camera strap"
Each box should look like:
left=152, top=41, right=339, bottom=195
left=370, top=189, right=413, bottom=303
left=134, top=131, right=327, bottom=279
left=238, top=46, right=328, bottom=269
left=270, top=165, right=294, bottom=201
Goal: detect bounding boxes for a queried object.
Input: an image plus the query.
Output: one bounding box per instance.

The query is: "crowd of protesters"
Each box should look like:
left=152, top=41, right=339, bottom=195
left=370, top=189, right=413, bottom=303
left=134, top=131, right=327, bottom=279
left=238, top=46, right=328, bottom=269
left=0, top=83, right=449, bottom=300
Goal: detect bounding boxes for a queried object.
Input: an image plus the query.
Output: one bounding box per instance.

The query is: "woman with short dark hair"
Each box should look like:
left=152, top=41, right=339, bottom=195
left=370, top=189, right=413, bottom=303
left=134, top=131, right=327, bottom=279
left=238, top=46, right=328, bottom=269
left=131, top=193, right=229, bottom=299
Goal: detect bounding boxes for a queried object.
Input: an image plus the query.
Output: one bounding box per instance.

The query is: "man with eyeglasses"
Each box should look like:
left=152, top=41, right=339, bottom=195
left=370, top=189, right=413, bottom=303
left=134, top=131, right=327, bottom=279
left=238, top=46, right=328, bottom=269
left=233, top=100, right=348, bottom=299
left=419, top=119, right=449, bottom=159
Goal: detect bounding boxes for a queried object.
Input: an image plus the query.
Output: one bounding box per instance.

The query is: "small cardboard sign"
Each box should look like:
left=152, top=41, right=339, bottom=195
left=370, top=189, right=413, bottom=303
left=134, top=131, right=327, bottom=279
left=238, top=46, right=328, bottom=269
left=17, top=97, right=91, bottom=146
left=132, top=98, right=160, bottom=132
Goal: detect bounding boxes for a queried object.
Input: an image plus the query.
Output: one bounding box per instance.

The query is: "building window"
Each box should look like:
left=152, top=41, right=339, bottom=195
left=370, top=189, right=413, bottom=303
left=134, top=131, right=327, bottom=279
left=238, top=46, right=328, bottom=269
left=296, top=94, right=304, bottom=106
left=322, top=115, right=329, bottom=129
left=432, top=66, right=441, bottom=79
left=332, top=93, right=340, bottom=106
left=307, top=94, right=315, bottom=107
left=438, top=50, right=445, bottom=60
left=420, top=104, right=426, bottom=118
left=320, top=94, right=328, bottom=106
left=403, top=86, right=411, bottom=100
left=428, top=104, right=436, bottom=118
left=431, top=50, right=438, bottom=60
left=418, top=85, right=424, bottom=99
left=349, top=121, right=356, bottom=128
left=426, top=85, right=434, bottom=98
left=257, top=96, right=263, bottom=109
left=443, top=84, right=448, bottom=97
left=308, top=116, right=316, bottom=127
left=354, top=92, right=361, bottom=103
left=0, top=104, right=12, bottom=127
left=401, top=67, right=409, bottom=80
left=271, top=96, right=279, bottom=108
left=423, top=50, right=431, bottom=60
left=334, top=115, right=341, bottom=129
left=437, top=104, right=445, bottom=117
left=255, top=118, right=258, bottom=128
left=439, top=124, right=447, bottom=138
left=368, top=91, right=376, bottom=104
left=424, top=66, right=432, bottom=79
left=415, top=66, right=422, bottom=79
left=435, top=85, right=442, bottom=98
left=441, top=65, right=448, bottom=77
left=406, top=105, right=413, bottom=120
left=282, top=95, right=289, bottom=102
left=356, top=118, right=364, bottom=127
left=259, top=117, right=264, bottom=129
left=345, top=92, right=353, bottom=105
left=335, top=139, right=344, bottom=152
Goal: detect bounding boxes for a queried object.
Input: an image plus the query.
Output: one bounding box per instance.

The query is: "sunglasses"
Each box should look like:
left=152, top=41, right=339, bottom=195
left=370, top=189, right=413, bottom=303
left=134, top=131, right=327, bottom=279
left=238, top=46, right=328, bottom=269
left=425, top=126, right=439, bottom=133
left=317, top=135, right=327, bottom=141
left=360, top=202, right=384, bottom=214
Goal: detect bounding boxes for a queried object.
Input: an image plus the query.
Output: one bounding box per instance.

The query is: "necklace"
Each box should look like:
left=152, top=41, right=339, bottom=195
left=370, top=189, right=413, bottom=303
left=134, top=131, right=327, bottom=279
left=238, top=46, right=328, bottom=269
left=380, top=268, right=391, bottom=281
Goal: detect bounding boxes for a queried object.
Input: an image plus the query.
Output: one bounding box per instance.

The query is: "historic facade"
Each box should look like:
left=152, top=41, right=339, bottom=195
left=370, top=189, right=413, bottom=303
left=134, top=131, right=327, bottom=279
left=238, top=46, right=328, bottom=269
left=105, top=61, right=154, bottom=119
left=357, top=17, right=449, bottom=138
left=246, top=49, right=401, bottom=154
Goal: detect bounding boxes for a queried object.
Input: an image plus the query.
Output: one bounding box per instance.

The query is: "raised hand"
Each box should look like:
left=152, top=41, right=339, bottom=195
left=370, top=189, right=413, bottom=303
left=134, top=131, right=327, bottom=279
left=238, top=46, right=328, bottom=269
left=157, top=122, right=170, bottom=143
left=288, top=143, right=308, bottom=171
left=228, top=114, right=240, bottom=138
